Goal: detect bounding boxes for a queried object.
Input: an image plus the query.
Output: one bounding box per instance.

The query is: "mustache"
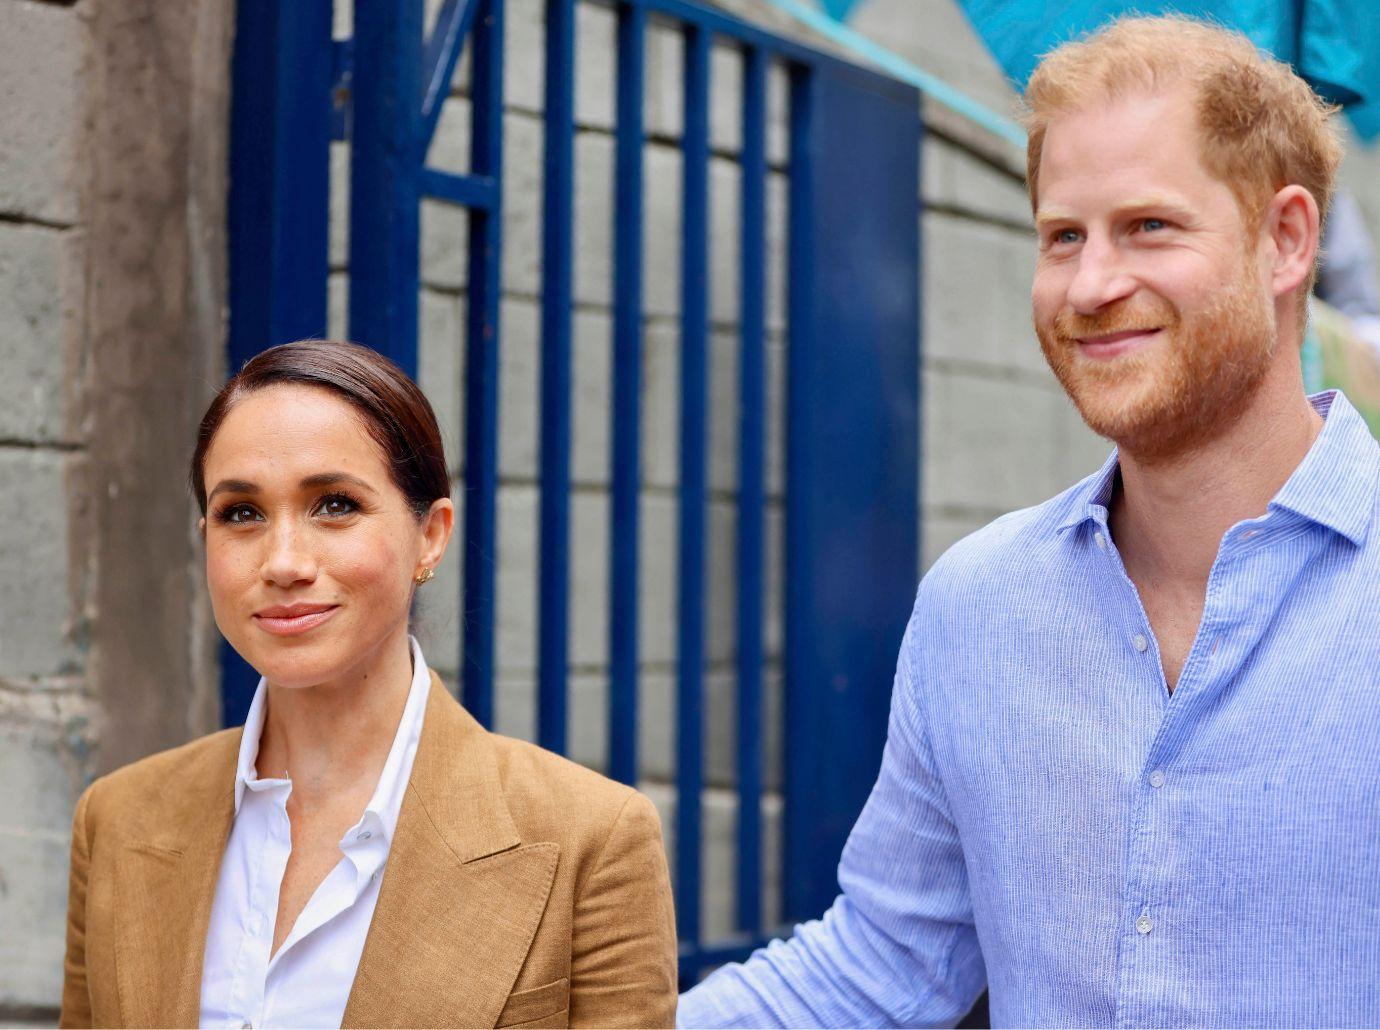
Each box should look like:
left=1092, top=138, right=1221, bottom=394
left=1051, top=300, right=1179, bottom=340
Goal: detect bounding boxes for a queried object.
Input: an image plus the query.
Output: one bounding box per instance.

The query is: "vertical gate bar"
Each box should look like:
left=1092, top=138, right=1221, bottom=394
left=538, top=0, right=576, bottom=754
left=349, top=0, right=423, bottom=376
left=225, top=0, right=334, bottom=726
left=463, top=0, right=505, bottom=727
left=676, top=21, right=711, bottom=956
left=782, top=61, right=816, bottom=922
left=609, top=0, right=646, bottom=786
left=734, top=42, right=767, bottom=937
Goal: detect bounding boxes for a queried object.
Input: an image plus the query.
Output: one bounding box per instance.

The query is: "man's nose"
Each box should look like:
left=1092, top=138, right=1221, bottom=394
left=1066, top=238, right=1136, bottom=315
left=260, top=520, right=318, bottom=587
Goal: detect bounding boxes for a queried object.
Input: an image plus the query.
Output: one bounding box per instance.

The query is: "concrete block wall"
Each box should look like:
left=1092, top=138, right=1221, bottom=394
left=0, top=0, right=231, bottom=1019
left=0, top=3, right=100, bottom=1018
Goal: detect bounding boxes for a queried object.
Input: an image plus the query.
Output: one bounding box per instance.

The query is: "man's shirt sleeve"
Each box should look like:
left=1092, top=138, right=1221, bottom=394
left=677, top=585, right=986, bottom=1028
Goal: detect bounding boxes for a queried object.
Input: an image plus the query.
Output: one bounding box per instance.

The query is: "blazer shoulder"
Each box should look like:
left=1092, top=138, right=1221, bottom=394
left=81, top=727, right=240, bottom=823
left=483, top=732, right=660, bottom=850
left=488, top=732, right=639, bottom=811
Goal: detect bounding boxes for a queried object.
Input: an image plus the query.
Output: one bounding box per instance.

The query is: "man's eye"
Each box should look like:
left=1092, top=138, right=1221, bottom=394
left=317, top=493, right=359, bottom=518
left=1140, top=218, right=1168, bottom=232
left=1052, top=229, right=1081, bottom=245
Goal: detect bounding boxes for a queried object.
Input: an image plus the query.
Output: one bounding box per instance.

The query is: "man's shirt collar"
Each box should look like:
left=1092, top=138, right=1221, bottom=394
left=1054, top=390, right=1378, bottom=544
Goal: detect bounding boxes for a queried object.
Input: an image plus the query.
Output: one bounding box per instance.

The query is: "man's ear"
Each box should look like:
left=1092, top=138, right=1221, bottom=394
left=1263, top=184, right=1320, bottom=300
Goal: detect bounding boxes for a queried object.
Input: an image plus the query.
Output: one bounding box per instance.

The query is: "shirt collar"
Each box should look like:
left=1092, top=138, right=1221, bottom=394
left=1268, top=391, right=1378, bottom=546
left=1055, top=391, right=1379, bottom=545
left=233, top=634, right=434, bottom=834
left=1055, top=448, right=1119, bottom=535
left=356, top=634, right=432, bottom=848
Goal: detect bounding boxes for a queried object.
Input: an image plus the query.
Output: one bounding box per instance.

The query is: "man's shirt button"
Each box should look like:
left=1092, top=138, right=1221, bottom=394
left=1094, top=531, right=1108, bottom=550
left=1133, top=633, right=1148, bottom=652
left=1136, top=914, right=1153, bottom=935
left=1148, top=770, right=1166, bottom=788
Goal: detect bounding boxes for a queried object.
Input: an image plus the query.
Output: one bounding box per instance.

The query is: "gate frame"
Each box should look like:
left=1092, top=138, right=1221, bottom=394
left=227, top=0, right=920, bottom=983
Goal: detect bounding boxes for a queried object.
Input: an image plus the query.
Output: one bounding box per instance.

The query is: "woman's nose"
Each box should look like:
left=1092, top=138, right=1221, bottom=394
left=259, top=522, right=318, bottom=587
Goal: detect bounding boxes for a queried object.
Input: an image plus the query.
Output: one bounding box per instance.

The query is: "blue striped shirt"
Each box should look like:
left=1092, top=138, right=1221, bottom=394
left=680, top=391, right=1380, bottom=1028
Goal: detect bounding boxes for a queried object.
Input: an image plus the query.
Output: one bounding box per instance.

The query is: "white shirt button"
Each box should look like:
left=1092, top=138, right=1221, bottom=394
left=357, top=830, right=372, bottom=841
left=1148, top=769, right=1166, bottom=788
left=241, top=1022, right=253, bottom=1029
left=1094, top=531, right=1107, bottom=550
left=1136, top=914, right=1153, bottom=935
left=1133, top=633, right=1148, bottom=652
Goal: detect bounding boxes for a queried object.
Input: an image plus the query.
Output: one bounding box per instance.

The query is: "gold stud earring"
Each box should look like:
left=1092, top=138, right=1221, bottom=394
left=414, top=567, right=435, bottom=586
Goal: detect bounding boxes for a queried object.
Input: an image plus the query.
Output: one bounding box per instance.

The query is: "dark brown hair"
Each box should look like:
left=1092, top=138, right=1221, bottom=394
left=191, top=339, right=450, bottom=519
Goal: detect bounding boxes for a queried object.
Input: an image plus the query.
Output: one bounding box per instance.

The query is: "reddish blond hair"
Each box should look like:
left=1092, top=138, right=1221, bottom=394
left=1023, top=15, right=1343, bottom=229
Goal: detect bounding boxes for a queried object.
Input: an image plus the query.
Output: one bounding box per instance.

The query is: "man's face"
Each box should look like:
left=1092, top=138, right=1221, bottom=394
left=1031, top=87, right=1276, bottom=462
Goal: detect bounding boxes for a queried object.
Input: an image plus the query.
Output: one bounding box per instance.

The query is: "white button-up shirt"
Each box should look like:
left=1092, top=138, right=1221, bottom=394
left=199, top=637, right=432, bottom=1029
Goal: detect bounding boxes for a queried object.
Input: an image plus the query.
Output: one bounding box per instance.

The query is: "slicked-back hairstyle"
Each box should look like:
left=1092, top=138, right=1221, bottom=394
left=1023, top=15, right=1344, bottom=233
left=191, top=339, right=450, bottom=519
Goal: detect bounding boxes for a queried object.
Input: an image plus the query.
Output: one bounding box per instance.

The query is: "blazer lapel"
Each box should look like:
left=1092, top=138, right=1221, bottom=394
left=113, top=732, right=238, bottom=1028
left=344, top=678, right=559, bottom=1029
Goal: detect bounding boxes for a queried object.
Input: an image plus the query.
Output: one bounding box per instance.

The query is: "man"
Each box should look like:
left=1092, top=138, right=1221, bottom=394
left=679, top=16, right=1380, bottom=1028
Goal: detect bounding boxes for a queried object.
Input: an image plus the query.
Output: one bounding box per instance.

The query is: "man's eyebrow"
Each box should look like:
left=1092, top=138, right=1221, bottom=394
left=206, top=472, right=379, bottom=504
left=1036, top=199, right=1195, bottom=230
left=1034, top=208, right=1079, bottom=229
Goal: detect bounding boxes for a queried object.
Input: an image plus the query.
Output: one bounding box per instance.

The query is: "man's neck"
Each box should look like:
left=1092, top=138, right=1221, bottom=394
left=1108, top=368, right=1324, bottom=589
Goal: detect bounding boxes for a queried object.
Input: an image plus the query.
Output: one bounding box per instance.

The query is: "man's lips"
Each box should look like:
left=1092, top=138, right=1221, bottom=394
left=1075, top=328, right=1162, bottom=359
left=253, top=603, right=339, bottom=637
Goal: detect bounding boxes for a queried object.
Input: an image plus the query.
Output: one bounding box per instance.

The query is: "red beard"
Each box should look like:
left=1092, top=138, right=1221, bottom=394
left=1036, top=262, right=1276, bottom=464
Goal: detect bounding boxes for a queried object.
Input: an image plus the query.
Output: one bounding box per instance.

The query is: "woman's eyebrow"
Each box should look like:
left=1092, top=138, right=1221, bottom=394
left=206, top=472, right=379, bottom=505
left=206, top=478, right=257, bottom=504
left=298, top=471, right=379, bottom=495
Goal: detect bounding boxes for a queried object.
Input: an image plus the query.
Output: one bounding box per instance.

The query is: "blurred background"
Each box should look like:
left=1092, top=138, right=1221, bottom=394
left=2, top=0, right=1379, bottom=1023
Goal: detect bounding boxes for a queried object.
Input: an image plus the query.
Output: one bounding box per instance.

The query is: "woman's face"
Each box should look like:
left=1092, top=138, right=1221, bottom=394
left=200, top=384, right=452, bottom=689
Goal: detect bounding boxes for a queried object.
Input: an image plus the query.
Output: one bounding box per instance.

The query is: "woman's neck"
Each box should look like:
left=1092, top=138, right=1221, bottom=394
left=254, top=629, right=416, bottom=806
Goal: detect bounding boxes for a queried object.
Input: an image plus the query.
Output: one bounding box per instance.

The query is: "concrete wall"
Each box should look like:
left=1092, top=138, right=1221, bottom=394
left=0, top=0, right=231, bottom=1021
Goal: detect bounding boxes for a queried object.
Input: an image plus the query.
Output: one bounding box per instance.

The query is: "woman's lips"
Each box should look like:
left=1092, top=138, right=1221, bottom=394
left=1077, top=328, right=1162, bottom=359
left=253, top=605, right=340, bottom=637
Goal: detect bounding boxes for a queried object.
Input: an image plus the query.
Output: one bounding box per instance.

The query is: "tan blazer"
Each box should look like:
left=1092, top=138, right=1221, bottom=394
left=59, top=674, right=678, bottom=1028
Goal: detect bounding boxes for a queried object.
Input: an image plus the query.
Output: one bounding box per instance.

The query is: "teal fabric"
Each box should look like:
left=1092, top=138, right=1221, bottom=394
left=952, top=0, right=1380, bottom=141
left=818, top=0, right=864, bottom=20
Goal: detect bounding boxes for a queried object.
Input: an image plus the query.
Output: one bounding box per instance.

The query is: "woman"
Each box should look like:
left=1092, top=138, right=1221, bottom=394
left=59, top=340, right=678, bottom=1028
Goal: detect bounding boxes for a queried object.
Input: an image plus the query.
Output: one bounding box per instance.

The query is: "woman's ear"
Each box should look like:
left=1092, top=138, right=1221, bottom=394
left=1263, top=184, right=1321, bottom=300
left=198, top=516, right=207, bottom=539
left=418, top=497, right=455, bottom=571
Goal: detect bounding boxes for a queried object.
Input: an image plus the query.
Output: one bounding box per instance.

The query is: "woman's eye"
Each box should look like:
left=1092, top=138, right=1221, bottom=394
left=317, top=493, right=359, bottom=518
left=220, top=504, right=260, bottom=524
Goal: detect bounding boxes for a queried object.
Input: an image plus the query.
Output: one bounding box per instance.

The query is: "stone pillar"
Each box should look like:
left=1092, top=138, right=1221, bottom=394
left=0, top=0, right=233, bottom=1019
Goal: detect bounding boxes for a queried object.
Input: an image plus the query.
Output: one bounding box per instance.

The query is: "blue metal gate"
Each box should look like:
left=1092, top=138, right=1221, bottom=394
left=228, top=0, right=919, bottom=983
